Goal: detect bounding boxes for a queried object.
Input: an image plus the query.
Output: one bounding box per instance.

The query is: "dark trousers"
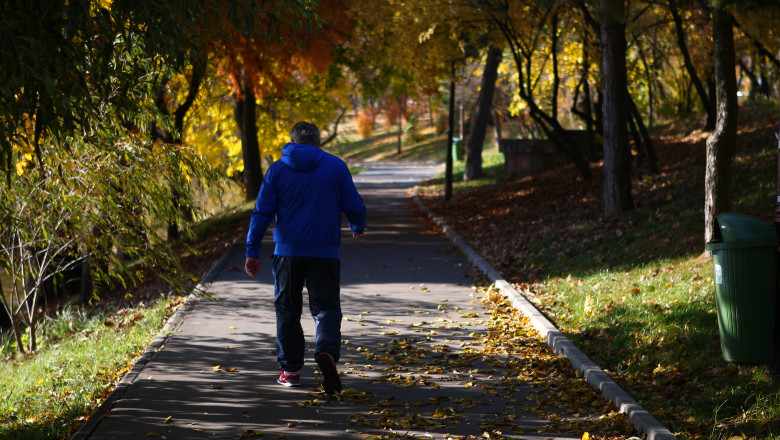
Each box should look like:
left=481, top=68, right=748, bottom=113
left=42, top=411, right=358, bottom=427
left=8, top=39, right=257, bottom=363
left=271, top=255, right=342, bottom=372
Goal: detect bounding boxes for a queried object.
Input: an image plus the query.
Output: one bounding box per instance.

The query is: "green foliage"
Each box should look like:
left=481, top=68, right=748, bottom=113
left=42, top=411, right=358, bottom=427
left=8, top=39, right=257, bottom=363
left=0, top=0, right=226, bottom=354
left=0, top=0, right=211, bottom=176
left=0, top=130, right=219, bottom=354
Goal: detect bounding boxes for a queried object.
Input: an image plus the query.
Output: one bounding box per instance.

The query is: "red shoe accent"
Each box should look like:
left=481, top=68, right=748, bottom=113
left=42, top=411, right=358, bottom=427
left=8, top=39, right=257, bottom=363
left=277, top=369, right=301, bottom=387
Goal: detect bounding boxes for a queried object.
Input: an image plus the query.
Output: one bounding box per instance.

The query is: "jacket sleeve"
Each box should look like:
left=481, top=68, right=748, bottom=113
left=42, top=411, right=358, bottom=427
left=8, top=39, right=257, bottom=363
left=341, top=166, right=366, bottom=235
left=246, top=168, right=278, bottom=259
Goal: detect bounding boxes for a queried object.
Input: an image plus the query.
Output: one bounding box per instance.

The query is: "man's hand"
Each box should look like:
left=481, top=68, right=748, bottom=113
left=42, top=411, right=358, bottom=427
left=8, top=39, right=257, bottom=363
left=245, top=257, right=261, bottom=278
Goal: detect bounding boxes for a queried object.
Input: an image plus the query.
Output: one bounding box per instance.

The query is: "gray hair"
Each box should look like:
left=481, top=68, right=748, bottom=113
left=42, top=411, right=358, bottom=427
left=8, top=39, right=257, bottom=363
left=290, top=121, right=320, bottom=146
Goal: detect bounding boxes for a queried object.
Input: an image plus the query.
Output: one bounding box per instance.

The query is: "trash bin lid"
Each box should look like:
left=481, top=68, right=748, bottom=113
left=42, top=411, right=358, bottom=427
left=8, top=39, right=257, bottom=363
left=715, top=213, right=777, bottom=245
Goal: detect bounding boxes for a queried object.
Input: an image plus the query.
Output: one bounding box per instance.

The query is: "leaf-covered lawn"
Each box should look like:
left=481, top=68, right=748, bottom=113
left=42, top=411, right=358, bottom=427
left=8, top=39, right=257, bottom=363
left=417, top=118, right=780, bottom=439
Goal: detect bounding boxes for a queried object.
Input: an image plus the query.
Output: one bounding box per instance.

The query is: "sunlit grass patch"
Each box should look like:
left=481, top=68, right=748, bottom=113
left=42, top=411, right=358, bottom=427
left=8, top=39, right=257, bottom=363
left=0, top=295, right=181, bottom=439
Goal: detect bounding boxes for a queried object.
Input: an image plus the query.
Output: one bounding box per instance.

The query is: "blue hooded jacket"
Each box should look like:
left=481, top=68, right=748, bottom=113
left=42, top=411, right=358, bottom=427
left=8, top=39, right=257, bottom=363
left=245, top=143, right=366, bottom=260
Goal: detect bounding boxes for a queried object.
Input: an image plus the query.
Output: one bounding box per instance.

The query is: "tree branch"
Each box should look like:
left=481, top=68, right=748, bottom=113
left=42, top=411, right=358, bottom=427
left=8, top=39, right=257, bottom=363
left=321, top=106, right=348, bottom=147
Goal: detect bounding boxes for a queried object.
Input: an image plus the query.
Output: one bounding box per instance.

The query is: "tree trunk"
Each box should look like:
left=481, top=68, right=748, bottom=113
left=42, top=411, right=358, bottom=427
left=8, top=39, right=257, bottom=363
left=397, top=95, right=403, bottom=154
left=79, top=256, right=93, bottom=303
left=628, top=95, right=658, bottom=174
left=235, top=71, right=262, bottom=202
left=634, top=32, right=656, bottom=131
left=668, top=0, right=716, bottom=131
left=26, top=280, right=40, bottom=353
left=628, top=107, right=643, bottom=167
left=445, top=65, right=456, bottom=202
left=571, top=28, right=599, bottom=161
left=429, top=98, right=435, bottom=128
left=704, top=7, right=738, bottom=247
left=154, top=59, right=206, bottom=241
left=465, top=47, right=502, bottom=181
left=492, top=110, right=502, bottom=149
left=459, top=100, right=464, bottom=141
left=551, top=13, right=560, bottom=120
left=600, top=0, right=634, bottom=217
left=12, top=311, right=24, bottom=354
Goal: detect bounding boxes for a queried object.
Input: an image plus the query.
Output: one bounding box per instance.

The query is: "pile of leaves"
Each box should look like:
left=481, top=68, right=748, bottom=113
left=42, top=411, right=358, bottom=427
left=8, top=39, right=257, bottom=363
left=297, top=284, right=637, bottom=440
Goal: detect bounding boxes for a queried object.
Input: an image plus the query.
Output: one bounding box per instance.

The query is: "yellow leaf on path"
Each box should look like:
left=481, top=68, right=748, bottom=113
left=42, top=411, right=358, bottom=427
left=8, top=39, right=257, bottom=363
left=147, top=433, right=162, bottom=437
left=163, top=416, right=173, bottom=424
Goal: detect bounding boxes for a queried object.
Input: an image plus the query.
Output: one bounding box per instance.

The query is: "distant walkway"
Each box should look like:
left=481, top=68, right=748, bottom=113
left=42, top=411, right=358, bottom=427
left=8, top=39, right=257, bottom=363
left=74, top=162, right=629, bottom=440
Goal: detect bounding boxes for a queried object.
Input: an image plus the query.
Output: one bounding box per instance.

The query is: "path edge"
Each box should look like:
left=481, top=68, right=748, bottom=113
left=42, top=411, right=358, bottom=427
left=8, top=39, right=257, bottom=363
left=70, top=241, right=243, bottom=440
left=412, top=188, right=677, bottom=440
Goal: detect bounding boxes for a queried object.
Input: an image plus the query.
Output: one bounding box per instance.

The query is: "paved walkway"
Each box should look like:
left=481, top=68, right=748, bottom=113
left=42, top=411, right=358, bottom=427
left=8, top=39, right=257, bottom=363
left=74, top=163, right=644, bottom=440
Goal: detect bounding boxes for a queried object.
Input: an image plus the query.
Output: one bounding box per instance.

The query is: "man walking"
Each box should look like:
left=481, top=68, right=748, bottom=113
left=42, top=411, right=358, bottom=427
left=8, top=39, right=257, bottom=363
left=245, top=121, right=366, bottom=395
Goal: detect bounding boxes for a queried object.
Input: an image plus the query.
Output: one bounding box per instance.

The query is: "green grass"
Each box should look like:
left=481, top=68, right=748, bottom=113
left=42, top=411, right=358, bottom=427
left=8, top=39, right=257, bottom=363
left=326, top=119, right=457, bottom=164
left=426, top=148, right=506, bottom=187
left=0, top=297, right=181, bottom=439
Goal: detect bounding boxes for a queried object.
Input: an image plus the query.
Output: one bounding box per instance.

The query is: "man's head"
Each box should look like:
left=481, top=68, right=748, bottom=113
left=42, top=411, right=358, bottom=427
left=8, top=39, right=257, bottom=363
left=290, top=121, right=320, bottom=146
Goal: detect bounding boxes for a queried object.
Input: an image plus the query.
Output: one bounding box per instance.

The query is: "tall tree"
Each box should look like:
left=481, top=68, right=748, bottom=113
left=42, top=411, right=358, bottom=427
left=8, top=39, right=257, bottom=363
left=235, top=70, right=263, bottom=201
left=668, top=0, right=717, bottom=131
left=446, top=64, right=457, bottom=202
left=479, top=0, right=593, bottom=179
left=465, top=46, right=503, bottom=181
left=704, top=2, right=738, bottom=246
left=212, top=0, right=352, bottom=200
left=600, top=0, right=634, bottom=216
left=152, top=58, right=209, bottom=241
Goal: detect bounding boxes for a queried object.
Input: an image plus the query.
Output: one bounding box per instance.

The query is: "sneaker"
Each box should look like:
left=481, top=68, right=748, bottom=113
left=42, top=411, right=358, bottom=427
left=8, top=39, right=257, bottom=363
left=277, top=369, right=301, bottom=387
left=315, top=352, right=342, bottom=394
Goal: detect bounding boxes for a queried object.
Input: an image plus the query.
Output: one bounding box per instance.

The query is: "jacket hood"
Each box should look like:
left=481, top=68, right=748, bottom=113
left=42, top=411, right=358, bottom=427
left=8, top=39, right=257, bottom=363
left=280, top=143, right=324, bottom=171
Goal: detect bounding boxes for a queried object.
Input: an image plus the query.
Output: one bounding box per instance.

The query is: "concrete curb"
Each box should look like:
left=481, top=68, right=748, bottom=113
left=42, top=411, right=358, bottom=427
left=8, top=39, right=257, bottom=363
left=71, top=241, right=242, bottom=440
left=412, top=189, right=677, bottom=440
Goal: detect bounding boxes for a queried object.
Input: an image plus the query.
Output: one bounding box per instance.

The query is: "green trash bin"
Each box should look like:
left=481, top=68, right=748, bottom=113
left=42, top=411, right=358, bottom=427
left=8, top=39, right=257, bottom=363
left=706, top=213, right=777, bottom=364
left=452, top=138, right=462, bottom=160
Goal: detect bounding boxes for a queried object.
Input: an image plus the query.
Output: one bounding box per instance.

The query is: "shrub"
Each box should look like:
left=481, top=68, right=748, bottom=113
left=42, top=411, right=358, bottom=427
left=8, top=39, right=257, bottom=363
left=356, top=111, right=375, bottom=139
